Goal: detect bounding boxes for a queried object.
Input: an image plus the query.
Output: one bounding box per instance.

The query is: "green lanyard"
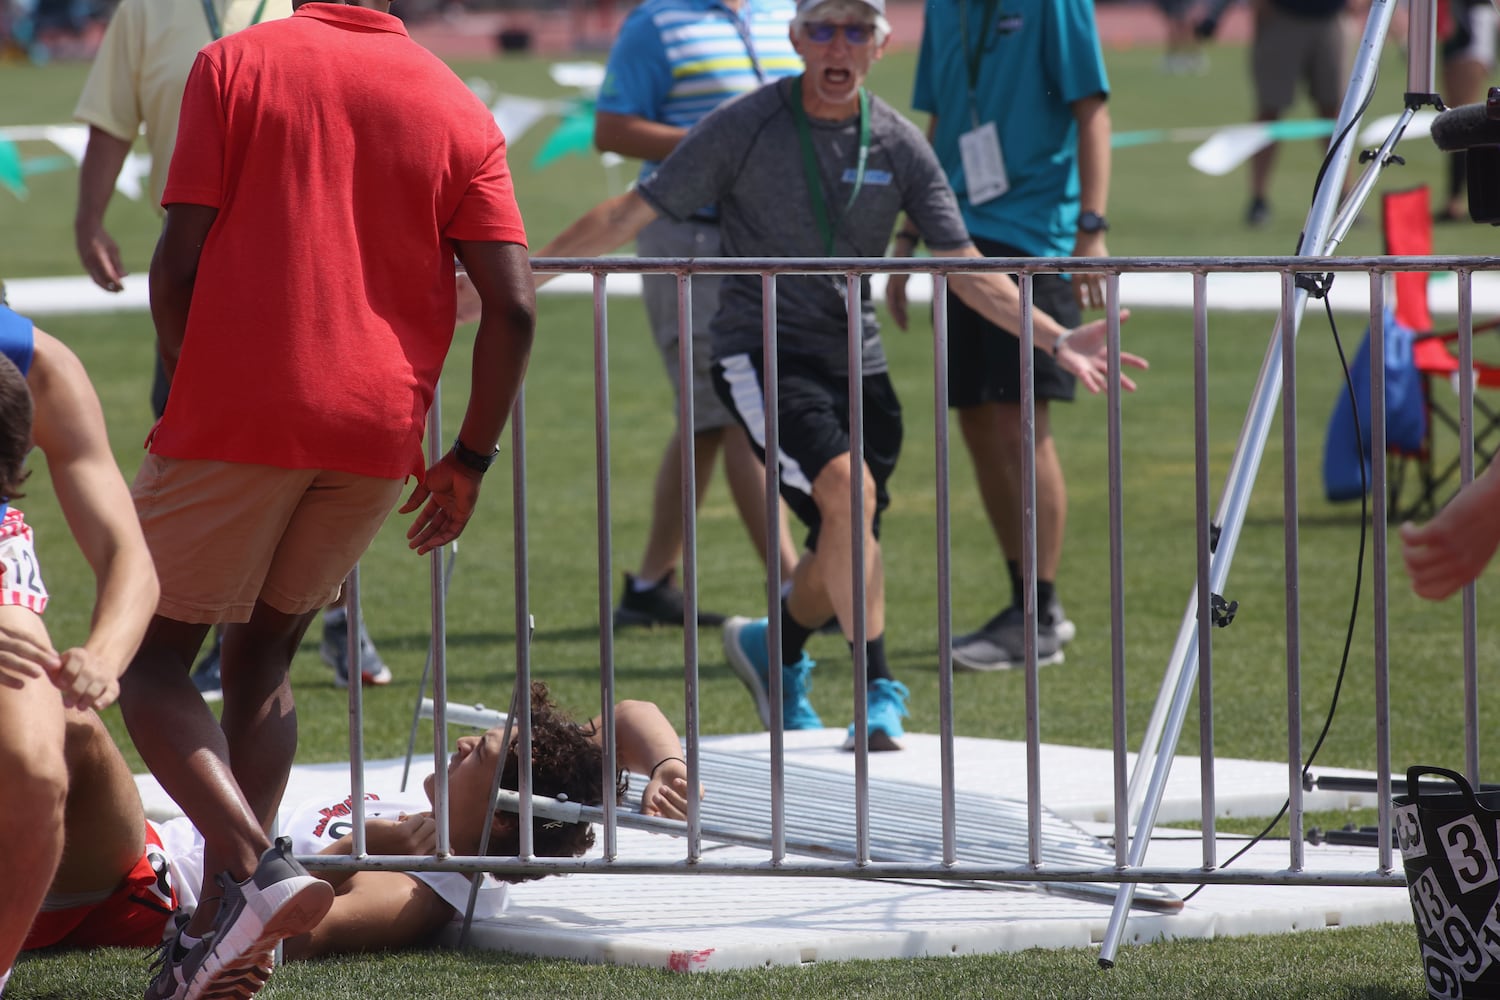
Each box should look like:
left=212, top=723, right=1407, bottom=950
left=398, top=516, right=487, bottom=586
left=200, top=0, right=269, bottom=41
left=790, top=77, right=871, bottom=256
left=957, top=0, right=1000, bottom=125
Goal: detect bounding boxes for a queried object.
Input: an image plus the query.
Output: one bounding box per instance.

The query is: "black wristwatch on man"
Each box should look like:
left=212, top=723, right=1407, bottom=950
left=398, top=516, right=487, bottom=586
left=1077, top=210, right=1109, bottom=234
left=451, top=437, right=499, bottom=474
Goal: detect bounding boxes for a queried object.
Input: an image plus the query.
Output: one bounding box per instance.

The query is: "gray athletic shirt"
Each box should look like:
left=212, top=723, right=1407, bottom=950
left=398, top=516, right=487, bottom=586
left=637, top=76, right=971, bottom=375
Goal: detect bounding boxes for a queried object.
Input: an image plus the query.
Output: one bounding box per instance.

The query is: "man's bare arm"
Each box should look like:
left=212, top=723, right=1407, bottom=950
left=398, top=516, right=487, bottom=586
left=74, top=126, right=133, bottom=293
left=533, top=190, right=661, bottom=268
left=1071, top=94, right=1112, bottom=311
left=148, top=203, right=218, bottom=381
left=934, top=245, right=1146, bottom=394
left=594, top=111, right=688, bottom=162
left=402, top=240, right=536, bottom=555
left=28, top=329, right=159, bottom=708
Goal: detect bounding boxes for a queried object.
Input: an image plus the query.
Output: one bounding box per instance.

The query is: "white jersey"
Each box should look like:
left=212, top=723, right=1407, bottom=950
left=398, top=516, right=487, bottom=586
left=151, top=788, right=509, bottom=922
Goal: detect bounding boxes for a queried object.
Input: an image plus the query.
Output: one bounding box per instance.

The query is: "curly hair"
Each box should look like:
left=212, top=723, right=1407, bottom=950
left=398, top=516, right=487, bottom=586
left=0, top=354, right=32, bottom=503
left=485, top=682, right=628, bottom=880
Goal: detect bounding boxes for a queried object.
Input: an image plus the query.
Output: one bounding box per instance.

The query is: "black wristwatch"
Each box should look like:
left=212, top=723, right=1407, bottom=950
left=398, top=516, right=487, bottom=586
left=451, top=437, right=499, bottom=474
left=1077, top=210, right=1109, bottom=234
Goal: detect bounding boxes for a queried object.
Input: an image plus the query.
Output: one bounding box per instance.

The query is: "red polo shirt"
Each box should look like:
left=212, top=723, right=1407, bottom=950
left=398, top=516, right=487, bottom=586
left=156, top=3, right=527, bottom=479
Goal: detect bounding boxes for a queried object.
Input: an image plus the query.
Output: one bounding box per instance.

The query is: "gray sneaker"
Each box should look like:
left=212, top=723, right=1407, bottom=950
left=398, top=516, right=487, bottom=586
left=320, top=615, right=392, bottom=687
left=143, top=913, right=194, bottom=1000
left=952, top=605, right=1065, bottom=672
left=182, top=838, right=330, bottom=1000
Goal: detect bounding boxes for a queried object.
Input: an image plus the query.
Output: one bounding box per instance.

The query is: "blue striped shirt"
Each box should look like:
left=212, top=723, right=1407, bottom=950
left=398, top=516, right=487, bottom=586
left=597, top=0, right=801, bottom=183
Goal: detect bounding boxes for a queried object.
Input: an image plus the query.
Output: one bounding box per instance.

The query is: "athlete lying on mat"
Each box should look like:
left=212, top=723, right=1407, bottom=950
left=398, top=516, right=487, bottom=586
left=16, top=683, right=695, bottom=980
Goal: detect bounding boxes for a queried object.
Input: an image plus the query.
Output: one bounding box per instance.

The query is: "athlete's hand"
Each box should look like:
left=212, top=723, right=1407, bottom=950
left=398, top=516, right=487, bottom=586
left=382, top=813, right=439, bottom=855
left=0, top=622, right=60, bottom=689
left=47, top=645, right=119, bottom=711
left=640, top=758, right=702, bottom=821
left=402, top=454, right=482, bottom=555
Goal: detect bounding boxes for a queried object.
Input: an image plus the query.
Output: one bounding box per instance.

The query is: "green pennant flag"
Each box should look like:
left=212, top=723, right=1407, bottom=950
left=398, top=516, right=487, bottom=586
left=532, top=99, right=597, bottom=169
left=0, top=138, right=26, bottom=199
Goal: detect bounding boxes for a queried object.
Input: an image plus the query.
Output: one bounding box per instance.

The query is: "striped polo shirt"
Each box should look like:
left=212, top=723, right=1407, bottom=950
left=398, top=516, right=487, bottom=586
left=597, top=0, right=801, bottom=182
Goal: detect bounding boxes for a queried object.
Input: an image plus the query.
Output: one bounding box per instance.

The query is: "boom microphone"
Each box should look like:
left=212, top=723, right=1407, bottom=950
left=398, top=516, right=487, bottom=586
left=1430, top=89, right=1500, bottom=223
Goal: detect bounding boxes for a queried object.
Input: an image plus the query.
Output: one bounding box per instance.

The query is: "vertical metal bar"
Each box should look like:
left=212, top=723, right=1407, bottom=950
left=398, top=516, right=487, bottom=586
left=763, top=271, right=786, bottom=864
left=512, top=389, right=534, bottom=860
left=429, top=377, right=452, bottom=860
left=1019, top=270, right=1042, bottom=868
left=591, top=272, right=618, bottom=860
left=677, top=270, right=702, bottom=861
left=1407, top=0, right=1438, bottom=97
left=1126, top=0, right=1395, bottom=819
left=403, top=391, right=450, bottom=795
left=933, top=271, right=957, bottom=867
left=846, top=270, right=869, bottom=864
left=1107, top=273, right=1128, bottom=870
left=346, top=564, right=367, bottom=858
left=1104, top=22, right=1395, bottom=939
left=1281, top=270, right=1304, bottom=872
left=1370, top=272, right=1394, bottom=875
left=1458, top=270, right=1480, bottom=786
left=1192, top=273, right=1216, bottom=871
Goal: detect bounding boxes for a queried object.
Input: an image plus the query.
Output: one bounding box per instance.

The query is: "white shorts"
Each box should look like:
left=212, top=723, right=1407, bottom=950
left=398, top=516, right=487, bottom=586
left=0, top=507, right=48, bottom=613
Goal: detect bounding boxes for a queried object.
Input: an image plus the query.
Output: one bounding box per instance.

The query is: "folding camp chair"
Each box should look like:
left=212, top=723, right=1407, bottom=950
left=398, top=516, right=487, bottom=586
left=1381, top=185, right=1500, bottom=521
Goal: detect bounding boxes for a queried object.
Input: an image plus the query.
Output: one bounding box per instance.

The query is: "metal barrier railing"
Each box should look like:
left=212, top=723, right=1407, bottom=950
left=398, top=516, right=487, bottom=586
left=311, top=252, right=1497, bottom=952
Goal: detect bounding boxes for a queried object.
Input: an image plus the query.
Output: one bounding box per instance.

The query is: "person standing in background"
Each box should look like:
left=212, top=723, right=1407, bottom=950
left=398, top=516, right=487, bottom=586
left=1242, top=0, right=1349, bottom=226
left=887, top=0, right=1111, bottom=671
left=594, top=0, right=804, bottom=631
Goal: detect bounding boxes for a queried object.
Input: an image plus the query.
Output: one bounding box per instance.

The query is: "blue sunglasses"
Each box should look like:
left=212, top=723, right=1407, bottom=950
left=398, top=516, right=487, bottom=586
left=804, top=21, right=874, bottom=44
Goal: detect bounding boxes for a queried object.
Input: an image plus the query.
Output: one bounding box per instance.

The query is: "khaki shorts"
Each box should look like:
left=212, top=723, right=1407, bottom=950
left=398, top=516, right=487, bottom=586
left=637, top=215, right=736, bottom=433
left=132, top=454, right=405, bottom=624
left=1252, top=5, right=1346, bottom=116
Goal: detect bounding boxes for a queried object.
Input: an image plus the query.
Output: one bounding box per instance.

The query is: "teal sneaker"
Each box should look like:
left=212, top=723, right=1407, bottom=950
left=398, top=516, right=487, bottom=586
left=722, top=616, right=822, bottom=730
left=843, top=678, right=909, bottom=752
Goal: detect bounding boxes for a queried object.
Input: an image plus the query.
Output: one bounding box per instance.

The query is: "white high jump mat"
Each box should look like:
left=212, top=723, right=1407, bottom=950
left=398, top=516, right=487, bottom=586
left=133, top=731, right=1413, bottom=972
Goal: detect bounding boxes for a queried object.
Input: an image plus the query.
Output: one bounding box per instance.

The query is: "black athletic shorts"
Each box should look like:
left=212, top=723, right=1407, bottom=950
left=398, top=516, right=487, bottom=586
left=946, top=236, right=1079, bottom=407
left=712, top=351, right=903, bottom=553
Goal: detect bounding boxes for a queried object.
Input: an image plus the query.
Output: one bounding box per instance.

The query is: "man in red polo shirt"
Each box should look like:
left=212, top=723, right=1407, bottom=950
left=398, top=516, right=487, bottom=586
left=117, top=2, right=536, bottom=996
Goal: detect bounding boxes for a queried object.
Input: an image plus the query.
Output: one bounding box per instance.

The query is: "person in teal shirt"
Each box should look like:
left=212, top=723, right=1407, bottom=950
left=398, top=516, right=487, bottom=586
left=887, top=0, right=1112, bottom=672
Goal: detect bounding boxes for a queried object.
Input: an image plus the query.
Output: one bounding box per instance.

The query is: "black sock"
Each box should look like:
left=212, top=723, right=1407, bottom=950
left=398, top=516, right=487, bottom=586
left=1006, top=559, right=1024, bottom=609
left=1036, top=579, right=1056, bottom=625
left=780, top=598, right=814, bottom=667
left=849, top=633, right=893, bottom=683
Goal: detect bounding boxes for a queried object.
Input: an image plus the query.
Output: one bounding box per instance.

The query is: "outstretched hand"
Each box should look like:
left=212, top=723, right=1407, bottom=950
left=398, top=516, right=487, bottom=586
left=401, top=454, right=483, bottom=555
left=1054, top=310, right=1148, bottom=394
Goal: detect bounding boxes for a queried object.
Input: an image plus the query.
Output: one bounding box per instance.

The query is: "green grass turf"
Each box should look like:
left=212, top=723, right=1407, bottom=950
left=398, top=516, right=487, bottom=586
left=0, top=33, right=1475, bottom=999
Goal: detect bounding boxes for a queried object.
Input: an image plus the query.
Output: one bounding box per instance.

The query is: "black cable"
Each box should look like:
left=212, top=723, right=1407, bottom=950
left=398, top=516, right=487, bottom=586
left=1181, top=295, right=1370, bottom=902
left=1178, top=47, right=1392, bottom=901
left=1297, top=62, right=1381, bottom=255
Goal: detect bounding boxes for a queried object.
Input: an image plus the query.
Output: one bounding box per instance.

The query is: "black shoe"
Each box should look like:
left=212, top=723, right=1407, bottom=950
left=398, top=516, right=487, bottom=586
left=1246, top=196, right=1271, bottom=227
left=613, top=572, right=727, bottom=629
left=191, top=634, right=223, bottom=703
